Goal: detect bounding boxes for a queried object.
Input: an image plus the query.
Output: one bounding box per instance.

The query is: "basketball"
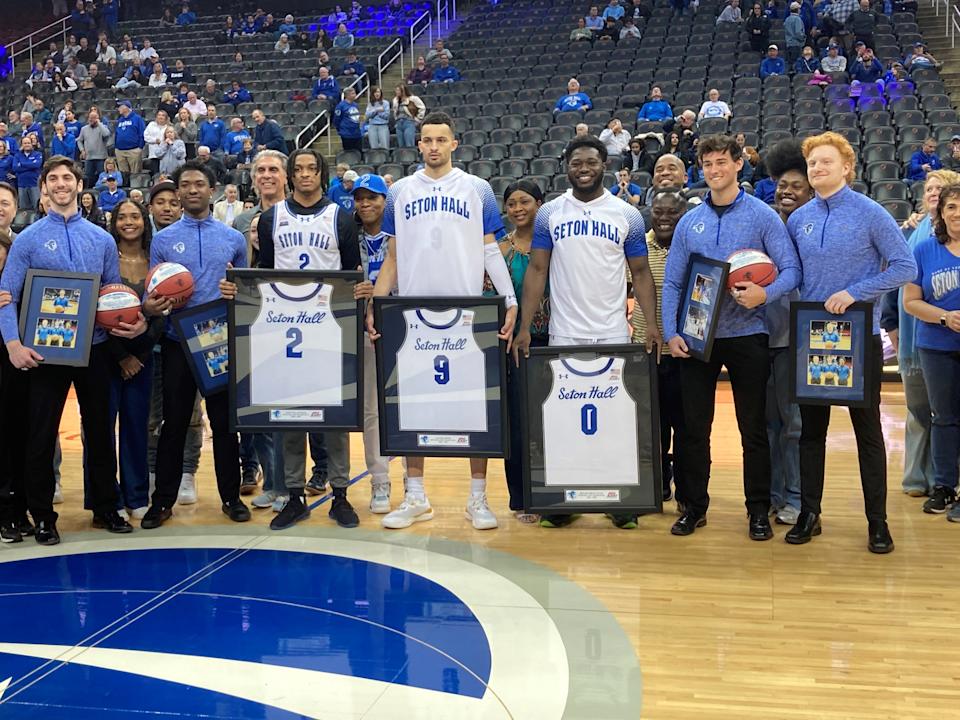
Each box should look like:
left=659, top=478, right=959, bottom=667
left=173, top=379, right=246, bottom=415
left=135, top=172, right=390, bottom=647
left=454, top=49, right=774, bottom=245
left=96, top=284, right=142, bottom=330
left=726, top=249, right=778, bottom=288
left=146, top=262, right=195, bottom=308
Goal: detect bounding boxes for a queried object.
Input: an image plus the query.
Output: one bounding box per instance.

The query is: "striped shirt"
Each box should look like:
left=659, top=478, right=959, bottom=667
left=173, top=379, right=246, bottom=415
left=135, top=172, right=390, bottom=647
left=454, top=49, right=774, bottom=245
left=631, top=229, right=671, bottom=354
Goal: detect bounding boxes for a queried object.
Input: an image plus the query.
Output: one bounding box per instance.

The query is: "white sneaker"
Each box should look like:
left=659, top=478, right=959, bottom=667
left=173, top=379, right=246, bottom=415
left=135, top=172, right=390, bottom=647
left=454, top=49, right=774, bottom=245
left=382, top=493, right=433, bottom=529
left=271, top=495, right=290, bottom=513
left=53, top=481, right=63, bottom=505
left=465, top=493, right=498, bottom=530
left=130, top=506, right=149, bottom=520
left=117, top=508, right=130, bottom=521
left=177, top=473, right=197, bottom=505
left=251, top=490, right=279, bottom=509
left=370, top=480, right=392, bottom=514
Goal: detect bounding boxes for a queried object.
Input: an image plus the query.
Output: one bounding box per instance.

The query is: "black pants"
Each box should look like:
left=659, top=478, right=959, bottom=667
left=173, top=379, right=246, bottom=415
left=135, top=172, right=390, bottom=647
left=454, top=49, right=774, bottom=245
left=24, top=343, right=119, bottom=523
left=657, top=354, right=686, bottom=501
left=504, top=335, right=548, bottom=511
left=679, top=334, right=771, bottom=516
left=154, top=338, right=240, bottom=508
left=799, top=335, right=886, bottom=522
left=341, top=136, right=362, bottom=152
left=0, top=345, right=30, bottom=524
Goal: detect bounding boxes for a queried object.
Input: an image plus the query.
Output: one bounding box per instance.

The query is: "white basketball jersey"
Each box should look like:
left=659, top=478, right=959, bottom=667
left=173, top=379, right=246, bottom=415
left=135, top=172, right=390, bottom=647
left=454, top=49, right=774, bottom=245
left=397, top=308, right=488, bottom=432
left=272, top=200, right=341, bottom=271
left=250, top=282, right=343, bottom=406
left=382, top=168, right=502, bottom=296
left=542, top=357, right=639, bottom=486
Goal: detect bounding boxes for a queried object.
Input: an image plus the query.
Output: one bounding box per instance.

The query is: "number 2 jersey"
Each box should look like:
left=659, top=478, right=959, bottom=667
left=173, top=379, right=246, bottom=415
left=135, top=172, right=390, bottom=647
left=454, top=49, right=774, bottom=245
left=397, top=308, right=487, bottom=432
left=382, top=167, right=504, bottom=296
left=256, top=197, right=361, bottom=273
left=542, top=356, right=639, bottom=486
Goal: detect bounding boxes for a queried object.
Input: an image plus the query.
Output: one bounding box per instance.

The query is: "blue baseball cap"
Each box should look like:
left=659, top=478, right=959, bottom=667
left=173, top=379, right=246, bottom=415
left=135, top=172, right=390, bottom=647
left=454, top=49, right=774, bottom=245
left=351, top=173, right=388, bottom=196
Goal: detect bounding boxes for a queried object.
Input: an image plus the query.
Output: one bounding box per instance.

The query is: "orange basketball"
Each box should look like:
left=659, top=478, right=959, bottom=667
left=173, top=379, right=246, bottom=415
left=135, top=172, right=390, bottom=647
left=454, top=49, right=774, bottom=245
left=96, top=284, right=142, bottom=330
left=146, top=262, right=195, bottom=308
left=726, top=249, right=778, bottom=288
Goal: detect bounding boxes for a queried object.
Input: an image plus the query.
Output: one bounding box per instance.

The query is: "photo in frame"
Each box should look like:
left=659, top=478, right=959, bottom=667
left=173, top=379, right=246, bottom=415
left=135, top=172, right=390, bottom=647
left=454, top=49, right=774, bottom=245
left=677, top=254, right=729, bottom=362
left=521, top=345, right=662, bottom=515
left=227, top=269, right=364, bottom=431
left=18, top=269, right=100, bottom=367
left=171, top=300, right=230, bottom=397
left=789, top=301, right=876, bottom=408
left=373, top=296, right=509, bottom=457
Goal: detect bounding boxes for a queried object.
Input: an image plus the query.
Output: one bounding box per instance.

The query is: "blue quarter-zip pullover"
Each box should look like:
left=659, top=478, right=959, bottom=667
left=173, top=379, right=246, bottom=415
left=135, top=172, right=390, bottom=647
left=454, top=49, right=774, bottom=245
left=0, top=210, right=121, bottom=345
left=114, top=112, right=146, bottom=150
left=663, top=189, right=801, bottom=340
left=150, top=214, right=247, bottom=338
left=198, top=117, right=226, bottom=151
left=787, top=185, right=917, bottom=333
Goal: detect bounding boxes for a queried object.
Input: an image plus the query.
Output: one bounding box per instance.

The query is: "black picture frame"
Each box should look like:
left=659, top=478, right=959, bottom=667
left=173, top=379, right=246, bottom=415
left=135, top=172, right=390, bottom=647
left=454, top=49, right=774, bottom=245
left=373, top=296, right=509, bottom=458
left=789, top=301, right=876, bottom=408
left=227, top=268, right=364, bottom=432
left=171, top=299, right=230, bottom=397
left=521, top=345, right=662, bottom=515
left=677, top=253, right=729, bottom=362
left=18, top=269, right=100, bottom=367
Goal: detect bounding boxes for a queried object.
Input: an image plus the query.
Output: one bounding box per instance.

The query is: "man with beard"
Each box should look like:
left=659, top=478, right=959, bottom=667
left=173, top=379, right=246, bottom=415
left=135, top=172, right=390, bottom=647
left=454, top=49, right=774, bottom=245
left=631, top=188, right=688, bottom=509
left=763, top=140, right=813, bottom=526
left=514, top=134, right=661, bottom=529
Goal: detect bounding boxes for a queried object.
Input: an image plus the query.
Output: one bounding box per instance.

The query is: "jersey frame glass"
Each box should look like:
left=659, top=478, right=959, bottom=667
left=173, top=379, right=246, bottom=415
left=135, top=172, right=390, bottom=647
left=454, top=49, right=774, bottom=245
left=521, top=345, right=663, bottom=515
left=18, top=269, right=100, bottom=367
left=678, top=254, right=730, bottom=362
left=227, top=268, right=365, bottom=431
left=373, top=296, right=509, bottom=458
left=171, top=299, right=230, bottom=397
left=789, top=301, right=875, bottom=408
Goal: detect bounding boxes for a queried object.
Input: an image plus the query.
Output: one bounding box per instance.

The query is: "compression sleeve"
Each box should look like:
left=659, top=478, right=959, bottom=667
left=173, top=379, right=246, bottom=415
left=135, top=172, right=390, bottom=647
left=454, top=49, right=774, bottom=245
left=484, top=242, right=517, bottom=308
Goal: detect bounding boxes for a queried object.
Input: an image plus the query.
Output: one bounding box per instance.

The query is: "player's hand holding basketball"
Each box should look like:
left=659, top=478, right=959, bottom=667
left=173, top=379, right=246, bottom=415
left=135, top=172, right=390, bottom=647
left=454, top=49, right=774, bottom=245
left=499, top=305, right=517, bottom=350
left=824, top=290, right=855, bottom=314
left=6, top=340, right=42, bottom=370
left=0, top=290, right=11, bottom=309
left=731, top=281, right=766, bottom=309
left=143, top=291, right=173, bottom=317
left=667, top=335, right=690, bottom=358
left=111, top=312, right=147, bottom=339
left=119, top=355, right=144, bottom=380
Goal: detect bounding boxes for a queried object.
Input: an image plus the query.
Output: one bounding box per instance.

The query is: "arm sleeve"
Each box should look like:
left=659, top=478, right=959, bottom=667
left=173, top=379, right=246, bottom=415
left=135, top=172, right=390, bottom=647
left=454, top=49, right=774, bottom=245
left=637, top=103, right=650, bottom=120
left=531, top=204, right=554, bottom=251
left=757, top=206, right=801, bottom=303
left=661, top=218, right=691, bottom=340
left=623, top=207, right=648, bottom=258
left=336, top=207, right=362, bottom=270
left=257, top=206, right=275, bottom=269
left=483, top=242, right=517, bottom=307
left=847, top=207, right=918, bottom=301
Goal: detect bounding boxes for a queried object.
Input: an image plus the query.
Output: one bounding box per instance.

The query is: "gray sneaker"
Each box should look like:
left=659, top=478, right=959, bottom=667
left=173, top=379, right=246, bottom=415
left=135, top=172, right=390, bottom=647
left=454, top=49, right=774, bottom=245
left=271, top=495, right=290, bottom=513
left=948, top=502, right=960, bottom=523
left=776, top=505, right=800, bottom=525
left=251, top=490, right=279, bottom=509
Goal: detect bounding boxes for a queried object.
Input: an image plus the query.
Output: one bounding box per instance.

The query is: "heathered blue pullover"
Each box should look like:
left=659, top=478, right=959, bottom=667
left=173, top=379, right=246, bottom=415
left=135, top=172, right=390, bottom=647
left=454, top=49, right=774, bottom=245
left=663, top=189, right=801, bottom=340
left=150, top=214, right=247, bottom=338
left=0, top=210, right=120, bottom=345
left=786, top=185, right=917, bottom=333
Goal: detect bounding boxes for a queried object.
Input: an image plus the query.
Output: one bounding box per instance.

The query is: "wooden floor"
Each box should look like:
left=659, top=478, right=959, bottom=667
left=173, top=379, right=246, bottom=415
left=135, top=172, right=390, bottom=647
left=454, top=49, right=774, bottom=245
left=48, top=383, right=960, bottom=719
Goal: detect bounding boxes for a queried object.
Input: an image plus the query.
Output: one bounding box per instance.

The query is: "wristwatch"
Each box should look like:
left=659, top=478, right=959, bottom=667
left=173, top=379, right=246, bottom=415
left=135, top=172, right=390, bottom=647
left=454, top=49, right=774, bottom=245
left=940, top=314, right=947, bottom=327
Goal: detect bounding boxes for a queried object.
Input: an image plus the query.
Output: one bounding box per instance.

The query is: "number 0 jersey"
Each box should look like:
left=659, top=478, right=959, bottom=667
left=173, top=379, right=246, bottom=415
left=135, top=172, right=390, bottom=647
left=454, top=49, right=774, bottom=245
left=250, top=282, right=343, bottom=406
left=396, top=308, right=487, bottom=432
left=382, top=168, right=504, bottom=296
left=542, top=356, right=639, bottom=486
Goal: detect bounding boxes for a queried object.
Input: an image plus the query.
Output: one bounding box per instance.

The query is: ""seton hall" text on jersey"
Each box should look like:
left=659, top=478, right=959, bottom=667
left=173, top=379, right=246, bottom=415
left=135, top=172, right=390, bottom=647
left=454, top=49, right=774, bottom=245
left=276, top=231, right=332, bottom=250
left=404, top=195, right=471, bottom=220
left=264, top=310, right=328, bottom=324
left=558, top=385, right=620, bottom=400
left=414, top=336, right=468, bottom=352
left=553, top=219, right=622, bottom=245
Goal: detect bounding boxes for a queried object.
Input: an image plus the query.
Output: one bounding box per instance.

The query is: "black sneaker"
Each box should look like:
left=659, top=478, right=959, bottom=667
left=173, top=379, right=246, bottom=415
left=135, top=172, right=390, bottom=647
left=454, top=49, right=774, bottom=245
left=0, top=523, right=22, bottom=544
left=140, top=505, right=173, bottom=530
left=923, top=486, right=956, bottom=514
left=17, top=516, right=35, bottom=537
left=539, top=514, right=578, bottom=528
left=34, top=520, right=60, bottom=546
left=222, top=499, right=251, bottom=523
left=610, top=514, right=638, bottom=529
left=92, top=510, right=134, bottom=534
left=306, top=470, right=328, bottom=496
left=271, top=494, right=310, bottom=530
left=240, top=468, right=261, bottom=496
left=329, top=488, right=359, bottom=528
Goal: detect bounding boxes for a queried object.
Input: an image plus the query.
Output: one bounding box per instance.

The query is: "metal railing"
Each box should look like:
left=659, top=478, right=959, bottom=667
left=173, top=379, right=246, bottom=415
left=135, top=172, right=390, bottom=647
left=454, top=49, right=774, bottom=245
left=6, top=16, right=70, bottom=78
left=951, top=2, right=960, bottom=46
left=377, top=37, right=404, bottom=87
left=437, top=0, right=450, bottom=33
left=930, top=0, right=960, bottom=47
left=409, top=10, right=432, bottom=64
left=295, top=108, right=330, bottom=150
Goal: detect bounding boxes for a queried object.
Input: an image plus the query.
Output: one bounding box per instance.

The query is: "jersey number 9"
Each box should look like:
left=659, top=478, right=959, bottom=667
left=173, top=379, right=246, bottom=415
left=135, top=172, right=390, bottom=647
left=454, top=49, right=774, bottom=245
left=434, top=354, right=450, bottom=385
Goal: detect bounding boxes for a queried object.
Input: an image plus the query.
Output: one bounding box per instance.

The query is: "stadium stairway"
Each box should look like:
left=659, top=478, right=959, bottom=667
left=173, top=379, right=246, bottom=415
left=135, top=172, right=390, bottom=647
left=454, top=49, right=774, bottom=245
left=916, top=4, right=960, bottom=106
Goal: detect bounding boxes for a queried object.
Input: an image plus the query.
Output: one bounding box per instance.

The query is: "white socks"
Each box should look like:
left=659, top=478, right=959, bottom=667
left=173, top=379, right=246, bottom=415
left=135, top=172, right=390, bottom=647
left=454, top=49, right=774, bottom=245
left=470, top=477, right=486, bottom=496
left=406, top=476, right=425, bottom=497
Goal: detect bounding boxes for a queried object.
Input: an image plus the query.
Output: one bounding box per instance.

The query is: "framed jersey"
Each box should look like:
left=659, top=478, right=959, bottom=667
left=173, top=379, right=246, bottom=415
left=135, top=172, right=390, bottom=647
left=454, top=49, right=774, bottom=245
left=171, top=299, right=230, bottom=397
left=521, top=346, right=662, bottom=515
left=677, top=254, right=730, bottom=362
left=18, top=269, right=100, bottom=367
left=373, top=296, right=509, bottom=457
left=227, top=269, right=364, bottom=431
left=789, top=301, right=876, bottom=408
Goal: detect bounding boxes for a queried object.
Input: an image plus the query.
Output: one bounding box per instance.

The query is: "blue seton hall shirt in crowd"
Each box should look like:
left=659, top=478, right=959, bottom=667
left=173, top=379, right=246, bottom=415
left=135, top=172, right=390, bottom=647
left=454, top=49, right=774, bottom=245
left=912, top=236, right=960, bottom=351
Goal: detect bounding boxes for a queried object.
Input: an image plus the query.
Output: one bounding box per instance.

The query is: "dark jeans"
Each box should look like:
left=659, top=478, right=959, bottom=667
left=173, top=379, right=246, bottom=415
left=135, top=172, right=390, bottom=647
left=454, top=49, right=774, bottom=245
left=25, top=343, right=119, bottom=523
left=799, top=335, right=886, bottom=521
left=679, top=334, right=771, bottom=516
left=657, top=354, right=686, bottom=501
left=239, top=433, right=275, bottom=485
left=83, top=158, right=105, bottom=189
left=82, top=353, right=153, bottom=510
left=0, top=345, right=29, bottom=524
left=147, top=349, right=202, bottom=474
left=504, top=335, right=548, bottom=510
left=309, top=432, right=328, bottom=476
left=918, top=348, right=960, bottom=491
left=154, top=338, right=240, bottom=508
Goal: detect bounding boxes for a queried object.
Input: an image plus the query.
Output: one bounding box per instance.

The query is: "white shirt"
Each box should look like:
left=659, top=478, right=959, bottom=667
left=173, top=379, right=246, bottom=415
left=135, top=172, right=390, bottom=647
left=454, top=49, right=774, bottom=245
left=139, top=46, right=159, bottom=63
left=532, top=190, right=647, bottom=339
left=143, top=121, right=169, bottom=157
left=382, top=167, right=503, bottom=296
left=598, top=128, right=632, bottom=156
left=698, top=100, right=731, bottom=118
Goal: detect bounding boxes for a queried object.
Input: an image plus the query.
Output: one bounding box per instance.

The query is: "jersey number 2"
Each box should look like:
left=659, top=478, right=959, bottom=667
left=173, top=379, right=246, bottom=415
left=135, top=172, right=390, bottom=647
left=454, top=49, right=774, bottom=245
left=581, top=404, right=598, bottom=436
left=298, top=253, right=310, bottom=269
left=286, top=328, right=303, bottom=358
left=434, top=355, right=450, bottom=385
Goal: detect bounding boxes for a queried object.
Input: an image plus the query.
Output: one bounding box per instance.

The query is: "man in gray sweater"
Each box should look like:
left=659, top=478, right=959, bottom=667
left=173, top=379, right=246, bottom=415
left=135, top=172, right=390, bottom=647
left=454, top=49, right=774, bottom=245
left=77, top=108, right=112, bottom=189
